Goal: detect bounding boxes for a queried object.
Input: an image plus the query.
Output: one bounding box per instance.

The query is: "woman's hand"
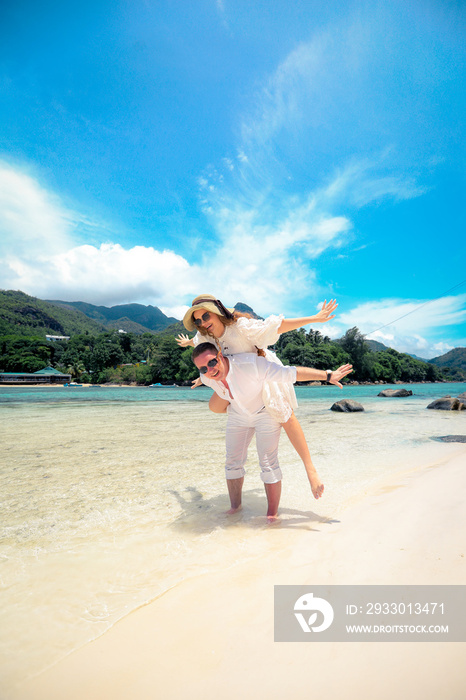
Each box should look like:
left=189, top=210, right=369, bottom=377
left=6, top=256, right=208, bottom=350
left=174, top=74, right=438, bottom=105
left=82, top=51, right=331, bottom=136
left=191, top=377, right=203, bottom=389
left=278, top=299, right=338, bottom=334
left=176, top=334, right=194, bottom=347
left=313, top=299, right=338, bottom=323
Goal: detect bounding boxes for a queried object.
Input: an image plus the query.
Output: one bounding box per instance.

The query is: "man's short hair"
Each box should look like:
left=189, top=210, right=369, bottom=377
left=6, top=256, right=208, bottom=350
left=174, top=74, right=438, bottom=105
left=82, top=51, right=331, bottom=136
left=192, top=342, right=218, bottom=363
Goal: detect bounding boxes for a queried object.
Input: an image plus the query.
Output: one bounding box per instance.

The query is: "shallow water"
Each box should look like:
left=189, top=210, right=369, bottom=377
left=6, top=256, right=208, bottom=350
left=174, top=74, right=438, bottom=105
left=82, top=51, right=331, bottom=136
left=1, top=382, right=465, bottom=692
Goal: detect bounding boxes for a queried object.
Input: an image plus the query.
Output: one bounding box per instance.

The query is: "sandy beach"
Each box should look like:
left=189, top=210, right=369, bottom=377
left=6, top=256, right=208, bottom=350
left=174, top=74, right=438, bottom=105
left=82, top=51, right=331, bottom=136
left=11, top=445, right=466, bottom=700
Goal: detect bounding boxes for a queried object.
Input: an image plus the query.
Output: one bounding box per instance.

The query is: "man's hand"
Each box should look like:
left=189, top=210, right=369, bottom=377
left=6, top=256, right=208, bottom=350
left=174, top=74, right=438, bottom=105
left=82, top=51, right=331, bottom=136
left=329, top=364, right=353, bottom=388
left=176, top=333, right=194, bottom=347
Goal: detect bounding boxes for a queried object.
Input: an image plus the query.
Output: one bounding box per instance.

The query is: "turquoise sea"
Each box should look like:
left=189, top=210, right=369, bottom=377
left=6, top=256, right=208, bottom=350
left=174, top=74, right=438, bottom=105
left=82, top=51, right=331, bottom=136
left=2, top=380, right=465, bottom=405
left=0, top=383, right=205, bottom=405
left=1, top=381, right=465, bottom=695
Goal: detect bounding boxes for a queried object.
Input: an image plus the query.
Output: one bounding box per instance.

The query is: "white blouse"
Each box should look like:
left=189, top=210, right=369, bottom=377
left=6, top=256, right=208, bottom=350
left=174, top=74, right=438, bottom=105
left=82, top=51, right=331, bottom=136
left=193, top=314, right=298, bottom=422
left=193, top=314, right=283, bottom=354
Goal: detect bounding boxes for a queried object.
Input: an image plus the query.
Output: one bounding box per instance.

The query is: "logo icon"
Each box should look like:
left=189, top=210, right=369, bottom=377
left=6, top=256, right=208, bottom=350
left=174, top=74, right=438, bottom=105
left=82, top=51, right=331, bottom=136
left=294, top=592, right=334, bottom=633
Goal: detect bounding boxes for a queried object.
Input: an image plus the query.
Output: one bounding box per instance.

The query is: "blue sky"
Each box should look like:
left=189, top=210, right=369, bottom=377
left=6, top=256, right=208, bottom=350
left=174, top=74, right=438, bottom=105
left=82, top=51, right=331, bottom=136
left=0, top=0, right=465, bottom=358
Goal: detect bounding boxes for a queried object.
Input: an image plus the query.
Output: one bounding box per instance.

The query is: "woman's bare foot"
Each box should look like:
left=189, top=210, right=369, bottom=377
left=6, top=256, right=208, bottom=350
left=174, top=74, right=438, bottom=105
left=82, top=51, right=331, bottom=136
left=267, top=514, right=280, bottom=524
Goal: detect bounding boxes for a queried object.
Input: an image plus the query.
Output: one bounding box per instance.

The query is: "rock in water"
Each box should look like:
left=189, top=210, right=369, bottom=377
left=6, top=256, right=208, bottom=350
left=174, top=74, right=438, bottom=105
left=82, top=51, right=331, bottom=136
left=427, top=397, right=465, bottom=411
left=331, top=399, right=365, bottom=412
left=378, top=389, right=413, bottom=397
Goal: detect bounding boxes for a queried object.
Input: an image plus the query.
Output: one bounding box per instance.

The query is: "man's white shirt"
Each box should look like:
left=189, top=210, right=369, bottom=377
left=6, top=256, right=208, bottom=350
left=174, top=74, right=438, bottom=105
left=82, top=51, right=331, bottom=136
left=201, top=353, right=297, bottom=416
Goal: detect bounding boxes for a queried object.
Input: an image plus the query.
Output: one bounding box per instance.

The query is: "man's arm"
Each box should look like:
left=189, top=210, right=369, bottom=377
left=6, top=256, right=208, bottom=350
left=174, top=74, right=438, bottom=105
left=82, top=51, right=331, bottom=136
left=295, top=364, right=353, bottom=389
left=257, top=356, right=353, bottom=389
left=209, top=393, right=230, bottom=413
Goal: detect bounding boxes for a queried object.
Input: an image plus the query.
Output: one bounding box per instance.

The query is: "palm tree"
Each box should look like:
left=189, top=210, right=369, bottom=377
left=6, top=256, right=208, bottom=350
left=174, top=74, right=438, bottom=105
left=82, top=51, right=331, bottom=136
left=66, top=361, right=86, bottom=380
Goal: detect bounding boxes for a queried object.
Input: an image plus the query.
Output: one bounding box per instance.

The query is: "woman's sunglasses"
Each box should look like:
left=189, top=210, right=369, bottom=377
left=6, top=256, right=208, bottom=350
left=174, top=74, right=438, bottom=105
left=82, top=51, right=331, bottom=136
left=198, top=354, right=220, bottom=374
left=193, top=311, right=211, bottom=327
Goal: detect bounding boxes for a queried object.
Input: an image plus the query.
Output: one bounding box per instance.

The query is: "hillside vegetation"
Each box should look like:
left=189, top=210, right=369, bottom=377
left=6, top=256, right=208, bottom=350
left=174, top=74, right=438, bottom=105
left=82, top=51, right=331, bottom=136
left=1, top=290, right=463, bottom=383
left=0, top=290, right=106, bottom=337
left=429, top=347, right=466, bottom=381
left=47, top=300, right=178, bottom=333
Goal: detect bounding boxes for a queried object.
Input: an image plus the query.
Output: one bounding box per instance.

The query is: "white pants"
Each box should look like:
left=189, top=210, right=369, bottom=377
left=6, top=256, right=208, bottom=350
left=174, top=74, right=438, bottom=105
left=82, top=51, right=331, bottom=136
left=225, top=408, right=282, bottom=484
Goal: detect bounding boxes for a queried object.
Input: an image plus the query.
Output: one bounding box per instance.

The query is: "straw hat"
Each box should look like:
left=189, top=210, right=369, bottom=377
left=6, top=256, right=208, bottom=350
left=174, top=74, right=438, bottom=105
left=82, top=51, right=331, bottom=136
left=183, top=294, right=235, bottom=331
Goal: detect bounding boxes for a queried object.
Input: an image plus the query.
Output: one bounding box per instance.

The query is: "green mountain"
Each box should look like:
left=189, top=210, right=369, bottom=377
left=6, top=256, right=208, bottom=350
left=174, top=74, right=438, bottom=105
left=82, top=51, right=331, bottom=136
left=47, top=300, right=178, bottom=333
left=0, top=290, right=106, bottom=337
left=365, top=338, right=389, bottom=352
left=233, top=302, right=263, bottom=320
left=1, top=291, right=257, bottom=339
left=429, top=347, right=466, bottom=372
left=2, top=289, right=465, bottom=378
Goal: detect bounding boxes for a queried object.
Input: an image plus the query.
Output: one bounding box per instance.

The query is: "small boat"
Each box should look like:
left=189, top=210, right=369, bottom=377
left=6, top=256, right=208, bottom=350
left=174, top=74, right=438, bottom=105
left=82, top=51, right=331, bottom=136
left=64, top=382, right=83, bottom=387
left=149, top=383, right=178, bottom=388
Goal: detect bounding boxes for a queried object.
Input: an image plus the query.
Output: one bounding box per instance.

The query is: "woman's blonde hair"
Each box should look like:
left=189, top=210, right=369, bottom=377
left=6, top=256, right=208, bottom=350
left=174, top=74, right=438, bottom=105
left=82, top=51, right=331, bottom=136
left=197, top=310, right=266, bottom=357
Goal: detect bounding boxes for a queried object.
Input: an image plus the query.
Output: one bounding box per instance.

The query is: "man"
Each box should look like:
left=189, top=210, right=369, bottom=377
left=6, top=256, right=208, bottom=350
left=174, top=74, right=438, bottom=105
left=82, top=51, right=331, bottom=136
left=192, top=341, right=352, bottom=521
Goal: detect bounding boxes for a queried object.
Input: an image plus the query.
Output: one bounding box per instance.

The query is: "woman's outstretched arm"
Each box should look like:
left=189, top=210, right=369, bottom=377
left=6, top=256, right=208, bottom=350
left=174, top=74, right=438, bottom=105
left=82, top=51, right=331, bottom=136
left=277, top=299, right=337, bottom=334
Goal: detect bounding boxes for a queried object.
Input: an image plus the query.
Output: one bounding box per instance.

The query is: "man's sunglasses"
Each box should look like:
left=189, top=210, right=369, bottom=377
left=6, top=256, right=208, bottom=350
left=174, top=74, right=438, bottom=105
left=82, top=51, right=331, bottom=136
left=199, top=354, right=220, bottom=374
left=193, top=311, right=211, bottom=327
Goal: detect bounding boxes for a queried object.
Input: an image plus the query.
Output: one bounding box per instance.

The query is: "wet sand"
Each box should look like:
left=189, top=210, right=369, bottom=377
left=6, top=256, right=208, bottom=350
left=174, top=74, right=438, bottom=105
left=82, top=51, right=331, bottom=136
left=12, top=447, right=466, bottom=700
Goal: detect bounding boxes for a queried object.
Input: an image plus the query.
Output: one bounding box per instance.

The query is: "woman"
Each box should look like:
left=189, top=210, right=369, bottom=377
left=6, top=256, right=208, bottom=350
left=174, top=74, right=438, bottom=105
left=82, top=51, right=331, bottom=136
left=177, top=294, right=337, bottom=499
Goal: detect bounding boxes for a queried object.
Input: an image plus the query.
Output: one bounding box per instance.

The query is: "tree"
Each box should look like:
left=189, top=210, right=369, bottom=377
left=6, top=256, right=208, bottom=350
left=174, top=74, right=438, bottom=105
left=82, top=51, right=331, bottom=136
left=66, top=360, right=86, bottom=380
left=306, top=329, right=324, bottom=345
left=149, top=336, right=184, bottom=383
left=338, top=327, right=371, bottom=379
left=175, top=347, right=198, bottom=383
left=0, top=336, right=53, bottom=372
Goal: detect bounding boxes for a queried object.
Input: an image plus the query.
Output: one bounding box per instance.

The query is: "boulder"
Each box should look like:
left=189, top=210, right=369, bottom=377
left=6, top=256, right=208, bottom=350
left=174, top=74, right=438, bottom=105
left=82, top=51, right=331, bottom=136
left=378, top=389, right=413, bottom=397
left=458, top=392, right=466, bottom=399
left=331, top=399, right=365, bottom=412
left=436, top=435, right=466, bottom=443
left=427, top=397, right=465, bottom=411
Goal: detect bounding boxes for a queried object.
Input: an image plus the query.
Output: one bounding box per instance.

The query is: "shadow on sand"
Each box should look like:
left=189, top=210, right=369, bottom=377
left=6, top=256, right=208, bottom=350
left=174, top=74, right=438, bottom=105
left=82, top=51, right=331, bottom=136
left=167, top=486, right=339, bottom=534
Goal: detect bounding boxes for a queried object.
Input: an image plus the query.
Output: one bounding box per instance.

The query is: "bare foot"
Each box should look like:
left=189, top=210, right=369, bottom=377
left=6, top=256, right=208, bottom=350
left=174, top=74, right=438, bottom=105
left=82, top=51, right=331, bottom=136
left=309, top=473, right=324, bottom=499
left=226, top=505, right=243, bottom=515
left=267, top=514, right=280, bottom=524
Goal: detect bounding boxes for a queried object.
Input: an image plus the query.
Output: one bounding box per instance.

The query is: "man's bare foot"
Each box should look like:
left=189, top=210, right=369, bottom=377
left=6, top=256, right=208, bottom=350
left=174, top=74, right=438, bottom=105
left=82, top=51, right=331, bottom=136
left=267, top=514, right=280, bottom=524
left=226, top=505, right=243, bottom=515
left=309, top=473, right=324, bottom=499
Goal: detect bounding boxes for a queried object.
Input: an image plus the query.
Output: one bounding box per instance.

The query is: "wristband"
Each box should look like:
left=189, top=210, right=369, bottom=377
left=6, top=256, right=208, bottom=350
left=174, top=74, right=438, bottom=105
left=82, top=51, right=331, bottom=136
left=326, top=370, right=332, bottom=383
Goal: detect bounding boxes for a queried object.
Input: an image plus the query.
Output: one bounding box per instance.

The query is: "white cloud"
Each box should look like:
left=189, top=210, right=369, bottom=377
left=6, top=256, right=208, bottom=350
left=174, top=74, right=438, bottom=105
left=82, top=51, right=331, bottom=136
left=0, top=163, right=325, bottom=314
left=0, top=163, right=203, bottom=307
left=322, top=158, right=427, bottom=208
left=6, top=243, right=201, bottom=307
left=337, top=296, right=466, bottom=358
left=430, top=342, right=456, bottom=358
left=341, top=296, right=466, bottom=334
left=192, top=20, right=428, bottom=318
left=1, top=160, right=464, bottom=358
left=0, top=12, right=451, bottom=338
left=194, top=187, right=351, bottom=314
left=0, top=161, right=74, bottom=259
left=238, top=37, right=329, bottom=150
